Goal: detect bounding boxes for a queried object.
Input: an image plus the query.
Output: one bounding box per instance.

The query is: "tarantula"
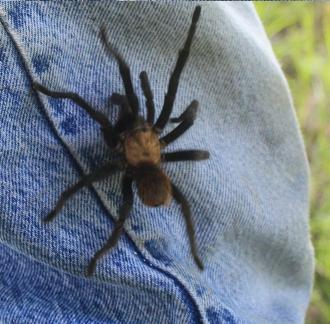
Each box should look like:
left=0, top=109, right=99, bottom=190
left=33, top=6, right=209, bottom=276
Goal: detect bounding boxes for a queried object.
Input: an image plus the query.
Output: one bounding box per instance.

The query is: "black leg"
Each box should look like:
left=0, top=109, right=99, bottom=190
left=110, top=92, right=131, bottom=123
left=170, top=99, right=198, bottom=123
left=110, top=93, right=136, bottom=135
left=44, top=162, right=121, bottom=223
left=154, top=6, right=201, bottom=131
left=33, top=82, right=117, bottom=148
left=86, top=173, right=133, bottom=276
left=160, top=100, right=198, bottom=146
left=171, top=183, right=204, bottom=270
left=162, top=150, right=209, bottom=162
left=100, top=27, right=139, bottom=117
left=110, top=93, right=131, bottom=114
left=110, top=93, right=126, bottom=105
left=139, top=71, right=155, bottom=125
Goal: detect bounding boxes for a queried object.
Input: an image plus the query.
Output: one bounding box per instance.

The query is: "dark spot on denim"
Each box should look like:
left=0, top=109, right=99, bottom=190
left=196, top=286, right=206, bottom=297
left=60, top=117, right=77, bottom=136
left=111, top=250, right=125, bottom=269
left=47, top=161, right=60, bottom=172
left=131, top=224, right=142, bottom=232
left=49, top=98, right=65, bottom=116
left=32, top=54, right=50, bottom=74
left=11, top=287, right=22, bottom=300
left=10, top=92, right=21, bottom=106
left=64, top=228, right=76, bottom=237
left=0, top=47, right=5, bottom=62
left=51, top=45, right=63, bottom=55
left=0, top=90, right=20, bottom=107
left=10, top=197, right=19, bottom=213
left=112, top=258, right=122, bottom=268
left=17, top=188, right=25, bottom=196
left=8, top=3, right=31, bottom=29
left=144, top=239, right=173, bottom=266
left=206, top=307, right=237, bottom=324
left=153, top=279, right=167, bottom=288
left=116, top=310, right=125, bottom=321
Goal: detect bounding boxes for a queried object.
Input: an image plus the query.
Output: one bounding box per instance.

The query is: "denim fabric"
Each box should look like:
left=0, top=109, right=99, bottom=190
left=0, top=2, right=314, bottom=323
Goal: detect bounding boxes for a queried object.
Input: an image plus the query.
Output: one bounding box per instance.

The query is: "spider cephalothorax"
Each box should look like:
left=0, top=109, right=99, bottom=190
left=123, top=126, right=161, bottom=167
left=33, top=6, right=209, bottom=276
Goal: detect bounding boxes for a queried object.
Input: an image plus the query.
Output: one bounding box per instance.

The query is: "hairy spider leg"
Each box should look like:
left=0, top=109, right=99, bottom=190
left=33, top=82, right=117, bottom=148
left=86, top=174, right=133, bottom=276
left=171, top=183, right=204, bottom=270
left=43, top=162, right=121, bottom=222
left=162, top=150, right=209, bottom=162
left=139, top=71, right=155, bottom=125
left=110, top=92, right=136, bottom=135
left=154, top=6, right=201, bottom=131
left=110, top=92, right=131, bottom=115
left=160, top=100, right=198, bottom=146
left=170, top=99, right=199, bottom=123
left=100, top=27, right=140, bottom=118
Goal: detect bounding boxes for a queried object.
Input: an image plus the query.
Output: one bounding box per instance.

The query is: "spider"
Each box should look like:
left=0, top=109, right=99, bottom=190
left=33, top=5, right=209, bottom=276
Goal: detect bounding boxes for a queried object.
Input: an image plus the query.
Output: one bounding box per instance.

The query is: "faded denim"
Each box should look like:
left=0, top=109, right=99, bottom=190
left=0, top=2, right=314, bottom=323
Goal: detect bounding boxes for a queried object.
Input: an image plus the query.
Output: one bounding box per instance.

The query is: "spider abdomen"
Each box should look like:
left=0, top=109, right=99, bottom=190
left=124, top=128, right=161, bottom=167
left=134, top=164, right=172, bottom=207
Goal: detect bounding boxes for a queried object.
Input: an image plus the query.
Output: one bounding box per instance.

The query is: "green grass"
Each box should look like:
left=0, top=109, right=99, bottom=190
left=254, top=3, right=330, bottom=323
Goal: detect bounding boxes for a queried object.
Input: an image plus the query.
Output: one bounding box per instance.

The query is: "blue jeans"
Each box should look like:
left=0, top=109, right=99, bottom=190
left=0, top=2, right=314, bottom=323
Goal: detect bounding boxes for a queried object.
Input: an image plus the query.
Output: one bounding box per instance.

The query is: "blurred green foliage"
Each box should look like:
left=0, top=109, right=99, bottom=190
left=255, top=2, right=330, bottom=323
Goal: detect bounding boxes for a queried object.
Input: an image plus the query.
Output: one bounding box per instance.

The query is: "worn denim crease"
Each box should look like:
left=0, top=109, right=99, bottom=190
left=0, top=2, right=314, bottom=324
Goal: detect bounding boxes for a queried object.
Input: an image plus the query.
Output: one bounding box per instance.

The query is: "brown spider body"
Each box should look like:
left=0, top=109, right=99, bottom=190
left=34, top=6, right=208, bottom=276
left=122, top=123, right=171, bottom=207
